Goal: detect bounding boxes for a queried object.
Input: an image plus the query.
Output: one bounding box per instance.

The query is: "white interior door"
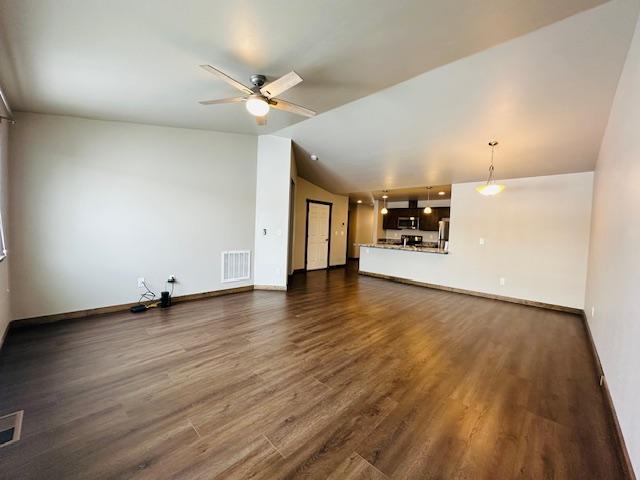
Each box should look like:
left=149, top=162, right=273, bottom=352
left=306, top=202, right=331, bottom=270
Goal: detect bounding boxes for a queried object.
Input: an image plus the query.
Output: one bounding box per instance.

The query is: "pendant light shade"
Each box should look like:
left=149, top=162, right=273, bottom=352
left=477, top=140, right=505, bottom=196
left=476, top=183, right=506, bottom=196
left=423, top=186, right=433, bottom=214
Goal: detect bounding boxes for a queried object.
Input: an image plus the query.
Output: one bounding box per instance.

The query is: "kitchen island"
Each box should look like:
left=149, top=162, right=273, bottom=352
left=359, top=243, right=448, bottom=254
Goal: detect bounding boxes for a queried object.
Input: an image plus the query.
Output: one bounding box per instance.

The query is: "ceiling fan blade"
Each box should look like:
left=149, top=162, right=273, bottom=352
left=200, top=65, right=253, bottom=95
left=260, top=71, right=302, bottom=98
left=255, top=115, right=267, bottom=126
left=198, top=96, right=246, bottom=105
left=270, top=98, right=316, bottom=118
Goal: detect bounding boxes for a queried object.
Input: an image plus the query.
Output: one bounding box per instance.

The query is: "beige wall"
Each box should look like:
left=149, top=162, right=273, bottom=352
left=348, top=204, right=374, bottom=258
left=347, top=204, right=358, bottom=258
left=585, top=13, right=640, bottom=474
left=0, top=121, right=10, bottom=341
left=361, top=172, right=594, bottom=310
left=292, top=177, right=348, bottom=270
left=9, top=112, right=257, bottom=320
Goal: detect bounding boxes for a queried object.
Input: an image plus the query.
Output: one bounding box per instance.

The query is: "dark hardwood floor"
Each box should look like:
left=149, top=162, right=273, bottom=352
left=0, top=263, right=624, bottom=479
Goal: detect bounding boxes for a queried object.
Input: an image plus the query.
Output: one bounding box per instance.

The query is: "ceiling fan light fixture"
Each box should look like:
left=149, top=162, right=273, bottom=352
left=245, top=95, right=270, bottom=117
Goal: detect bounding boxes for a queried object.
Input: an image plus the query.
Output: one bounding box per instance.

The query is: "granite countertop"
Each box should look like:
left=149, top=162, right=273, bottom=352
left=360, top=243, right=449, bottom=254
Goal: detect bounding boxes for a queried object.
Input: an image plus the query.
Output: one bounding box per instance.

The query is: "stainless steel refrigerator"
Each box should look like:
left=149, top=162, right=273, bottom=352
left=438, top=219, right=450, bottom=250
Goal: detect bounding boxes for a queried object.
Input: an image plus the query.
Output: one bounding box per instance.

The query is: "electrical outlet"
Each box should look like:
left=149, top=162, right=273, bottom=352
left=167, top=275, right=176, bottom=283
left=137, top=277, right=145, bottom=288
left=499, top=277, right=506, bottom=286
left=479, top=238, right=485, bottom=246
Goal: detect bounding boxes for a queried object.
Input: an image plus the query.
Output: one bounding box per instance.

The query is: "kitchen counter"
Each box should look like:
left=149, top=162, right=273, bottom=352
left=359, top=243, right=448, bottom=254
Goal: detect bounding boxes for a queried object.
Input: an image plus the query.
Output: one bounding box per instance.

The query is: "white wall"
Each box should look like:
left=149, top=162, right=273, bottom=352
left=0, top=120, right=10, bottom=339
left=361, top=172, right=594, bottom=309
left=253, top=135, right=292, bottom=288
left=585, top=13, right=640, bottom=475
left=9, top=112, right=257, bottom=319
left=292, top=176, right=348, bottom=270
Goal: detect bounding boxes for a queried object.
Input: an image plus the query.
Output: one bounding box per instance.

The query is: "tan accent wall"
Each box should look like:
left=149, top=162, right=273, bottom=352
left=292, top=177, right=348, bottom=270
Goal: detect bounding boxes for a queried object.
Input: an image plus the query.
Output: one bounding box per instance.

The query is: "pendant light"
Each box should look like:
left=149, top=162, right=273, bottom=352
left=423, top=187, right=433, bottom=214
left=476, top=140, right=506, bottom=196
left=381, top=192, right=389, bottom=215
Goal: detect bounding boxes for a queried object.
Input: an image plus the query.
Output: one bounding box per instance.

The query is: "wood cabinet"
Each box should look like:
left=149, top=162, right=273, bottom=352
left=382, top=207, right=450, bottom=231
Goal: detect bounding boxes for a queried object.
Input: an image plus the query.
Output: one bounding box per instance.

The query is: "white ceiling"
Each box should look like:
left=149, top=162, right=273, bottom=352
left=279, top=0, right=639, bottom=194
left=0, top=0, right=611, bottom=135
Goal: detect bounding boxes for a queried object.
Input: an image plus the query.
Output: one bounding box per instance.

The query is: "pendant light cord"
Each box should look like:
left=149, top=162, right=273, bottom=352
left=487, top=143, right=496, bottom=184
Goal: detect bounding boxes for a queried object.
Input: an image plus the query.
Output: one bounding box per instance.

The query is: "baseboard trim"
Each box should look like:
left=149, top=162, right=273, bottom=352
left=10, top=285, right=255, bottom=329
left=581, top=312, right=636, bottom=480
left=328, top=264, right=347, bottom=270
left=254, top=285, right=287, bottom=291
left=358, top=270, right=581, bottom=314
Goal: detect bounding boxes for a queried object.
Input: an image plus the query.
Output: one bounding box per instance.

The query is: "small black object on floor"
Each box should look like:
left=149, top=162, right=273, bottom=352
left=160, top=291, right=171, bottom=308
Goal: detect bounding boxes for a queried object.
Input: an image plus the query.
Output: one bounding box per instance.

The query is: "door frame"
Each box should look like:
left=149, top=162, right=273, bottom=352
left=304, top=199, right=333, bottom=271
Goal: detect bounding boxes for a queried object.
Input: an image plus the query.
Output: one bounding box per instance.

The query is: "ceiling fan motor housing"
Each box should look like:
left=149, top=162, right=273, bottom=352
left=250, top=74, right=267, bottom=88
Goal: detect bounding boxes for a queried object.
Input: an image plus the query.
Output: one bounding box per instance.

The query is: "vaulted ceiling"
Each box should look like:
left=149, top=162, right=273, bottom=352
left=1, top=0, right=637, bottom=194
left=0, top=0, right=613, bottom=135
left=282, top=0, right=639, bottom=194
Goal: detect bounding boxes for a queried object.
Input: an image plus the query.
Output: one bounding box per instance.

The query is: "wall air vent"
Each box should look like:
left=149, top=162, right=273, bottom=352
left=0, top=410, right=23, bottom=448
left=221, top=251, right=251, bottom=283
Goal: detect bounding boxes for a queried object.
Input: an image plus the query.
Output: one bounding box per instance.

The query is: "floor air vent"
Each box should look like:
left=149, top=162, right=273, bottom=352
left=222, top=250, right=251, bottom=283
left=0, top=410, right=23, bottom=448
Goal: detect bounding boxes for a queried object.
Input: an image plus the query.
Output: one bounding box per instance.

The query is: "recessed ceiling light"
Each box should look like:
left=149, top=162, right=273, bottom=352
left=310, top=154, right=319, bottom=161
left=438, top=191, right=445, bottom=196
left=357, top=199, right=362, bottom=204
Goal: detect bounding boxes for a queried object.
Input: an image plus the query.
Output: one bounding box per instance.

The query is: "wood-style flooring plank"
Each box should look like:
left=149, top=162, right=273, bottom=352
left=0, top=262, right=625, bottom=479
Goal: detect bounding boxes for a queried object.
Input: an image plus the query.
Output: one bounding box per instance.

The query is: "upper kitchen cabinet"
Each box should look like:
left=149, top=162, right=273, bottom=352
left=420, top=207, right=447, bottom=231
left=382, top=209, right=400, bottom=229
left=382, top=206, right=449, bottom=231
left=374, top=185, right=452, bottom=232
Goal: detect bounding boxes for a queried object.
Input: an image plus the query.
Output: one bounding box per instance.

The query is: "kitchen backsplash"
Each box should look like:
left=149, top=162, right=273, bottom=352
left=385, top=229, right=439, bottom=242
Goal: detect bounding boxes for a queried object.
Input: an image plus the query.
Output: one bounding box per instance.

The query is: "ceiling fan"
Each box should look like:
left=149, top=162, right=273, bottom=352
left=198, top=65, right=316, bottom=125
